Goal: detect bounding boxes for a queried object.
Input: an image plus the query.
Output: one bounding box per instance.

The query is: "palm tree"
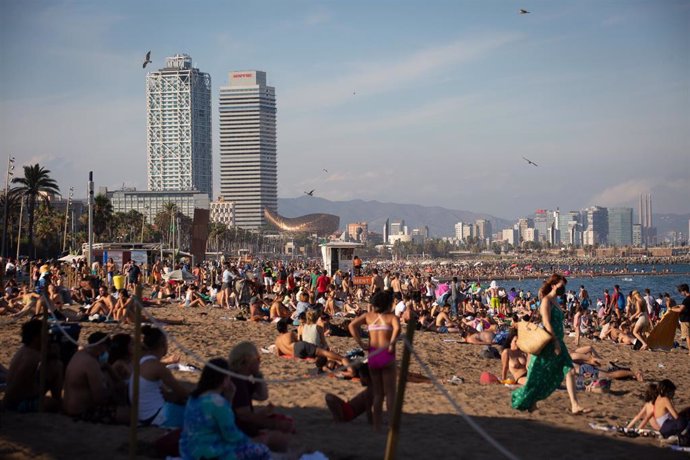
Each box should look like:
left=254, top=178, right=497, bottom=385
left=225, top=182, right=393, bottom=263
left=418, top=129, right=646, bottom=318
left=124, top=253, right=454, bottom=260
left=93, top=194, right=114, bottom=239
left=11, top=164, right=60, bottom=258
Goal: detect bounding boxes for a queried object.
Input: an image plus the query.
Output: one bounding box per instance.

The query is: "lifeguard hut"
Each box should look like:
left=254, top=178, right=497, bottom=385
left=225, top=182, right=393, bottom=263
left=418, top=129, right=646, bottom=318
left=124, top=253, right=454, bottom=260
left=320, top=241, right=363, bottom=276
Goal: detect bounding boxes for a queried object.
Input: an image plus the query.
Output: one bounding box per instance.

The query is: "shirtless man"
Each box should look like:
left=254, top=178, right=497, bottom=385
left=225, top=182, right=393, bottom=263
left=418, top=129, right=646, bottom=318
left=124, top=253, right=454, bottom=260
left=87, top=286, right=116, bottom=317
left=3, top=319, right=63, bottom=412
left=274, top=319, right=348, bottom=368
left=63, top=332, right=128, bottom=423
left=434, top=306, right=459, bottom=333
left=370, top=269, right=384, bottom=296
left=501, top=330, right=528, bottom=384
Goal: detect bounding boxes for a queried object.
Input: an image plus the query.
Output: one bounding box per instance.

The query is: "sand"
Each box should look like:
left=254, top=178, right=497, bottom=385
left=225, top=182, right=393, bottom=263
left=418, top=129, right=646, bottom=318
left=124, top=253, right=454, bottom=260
left=1, top=304, right=689, bottom=460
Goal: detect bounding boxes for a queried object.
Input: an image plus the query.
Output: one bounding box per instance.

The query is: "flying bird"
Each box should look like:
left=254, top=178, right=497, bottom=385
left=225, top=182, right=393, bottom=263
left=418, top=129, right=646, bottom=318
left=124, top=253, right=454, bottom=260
left=522, top=156, right=538, bottom=167
left=322, top=169, right=328, bottom=173
left=304, top=189, right=315, bottom=196
left=519, top=9, right=530, bottom=14
left=143, top=51, right=152, bottom=68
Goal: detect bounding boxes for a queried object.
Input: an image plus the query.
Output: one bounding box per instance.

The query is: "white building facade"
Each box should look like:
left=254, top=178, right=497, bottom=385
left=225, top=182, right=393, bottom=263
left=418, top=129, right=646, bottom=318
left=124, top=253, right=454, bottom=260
left=146, top=54, right=212, bottom=198
left=219, top=71, right=277, bottom=229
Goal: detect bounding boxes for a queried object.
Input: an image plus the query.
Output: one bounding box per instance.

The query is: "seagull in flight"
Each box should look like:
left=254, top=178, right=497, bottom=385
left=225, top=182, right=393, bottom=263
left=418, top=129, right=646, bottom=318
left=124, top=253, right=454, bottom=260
left=322, top=169, right=328, bottom=173
left=519, top=9, right=530, bottom=14
left=522, top=157, right=538, bottom=167
left=142, top=51, right=152, bottom=68
left=304, top=189, right=315, bottom=196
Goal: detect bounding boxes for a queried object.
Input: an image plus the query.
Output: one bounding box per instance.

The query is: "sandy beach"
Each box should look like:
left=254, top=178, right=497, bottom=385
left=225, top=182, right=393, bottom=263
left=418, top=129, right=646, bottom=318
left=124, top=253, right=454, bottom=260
left=1, top=303, right=688, bottom=460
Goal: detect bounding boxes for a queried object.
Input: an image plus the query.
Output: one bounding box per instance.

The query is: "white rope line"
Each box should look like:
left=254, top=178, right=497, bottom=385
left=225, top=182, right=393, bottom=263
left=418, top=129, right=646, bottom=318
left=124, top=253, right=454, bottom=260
left=136, top=299, right=389, bottom=385
left=41, top=295, right=129, bottom=348
left=403, top=337, right=520, bottom=460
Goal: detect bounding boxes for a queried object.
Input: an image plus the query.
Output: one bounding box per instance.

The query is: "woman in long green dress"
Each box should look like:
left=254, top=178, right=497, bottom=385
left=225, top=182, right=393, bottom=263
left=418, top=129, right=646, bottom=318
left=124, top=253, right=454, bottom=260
left=512, top=274, right=590, bottom=414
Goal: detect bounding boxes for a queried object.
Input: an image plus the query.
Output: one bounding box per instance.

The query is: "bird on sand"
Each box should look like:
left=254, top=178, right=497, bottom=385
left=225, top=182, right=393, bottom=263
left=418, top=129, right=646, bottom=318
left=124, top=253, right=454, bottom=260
left=143, top=51, right=152, bottom=68
left=519, top=9, right=530, bottom=14
left=304, top=190, right=315, bottom=196
left=522, top=156, right=538, bottom=167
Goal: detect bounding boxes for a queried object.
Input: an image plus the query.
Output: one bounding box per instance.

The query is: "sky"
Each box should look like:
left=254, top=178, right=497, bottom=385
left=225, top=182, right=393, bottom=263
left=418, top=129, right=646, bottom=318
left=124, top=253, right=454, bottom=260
left=0, top=0, right=688, bottom=220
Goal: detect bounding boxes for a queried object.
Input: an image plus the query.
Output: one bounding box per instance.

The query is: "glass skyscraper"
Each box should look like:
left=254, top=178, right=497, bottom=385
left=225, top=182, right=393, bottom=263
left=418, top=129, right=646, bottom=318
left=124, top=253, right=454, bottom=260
left=608, top=207, right=633, bottom=246
left=146, top=54, right=212, bottom=198
left=219, top=71, right=277, bottom=229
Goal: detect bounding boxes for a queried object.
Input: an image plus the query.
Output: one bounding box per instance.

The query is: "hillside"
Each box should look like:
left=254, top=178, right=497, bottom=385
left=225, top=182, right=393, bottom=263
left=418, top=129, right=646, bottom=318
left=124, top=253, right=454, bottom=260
left=277, top=197, right=512, bottom=237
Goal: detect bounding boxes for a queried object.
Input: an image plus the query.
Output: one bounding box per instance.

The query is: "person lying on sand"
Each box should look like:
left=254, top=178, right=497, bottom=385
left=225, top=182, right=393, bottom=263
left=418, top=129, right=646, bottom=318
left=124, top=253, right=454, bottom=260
left=274, top=319, right=348, bottom=371
left=325, top=363, right=372, bottom=423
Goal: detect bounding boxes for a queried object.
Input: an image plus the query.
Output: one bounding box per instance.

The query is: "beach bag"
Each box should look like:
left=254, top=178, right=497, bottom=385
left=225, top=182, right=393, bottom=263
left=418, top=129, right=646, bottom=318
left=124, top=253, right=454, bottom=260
left=516, top=321, right=551, bottom=355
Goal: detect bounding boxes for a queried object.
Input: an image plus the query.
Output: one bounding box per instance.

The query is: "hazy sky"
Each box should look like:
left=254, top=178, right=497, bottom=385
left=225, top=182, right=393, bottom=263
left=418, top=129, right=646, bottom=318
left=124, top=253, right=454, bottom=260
left=1, top=0, right=688, bottom=219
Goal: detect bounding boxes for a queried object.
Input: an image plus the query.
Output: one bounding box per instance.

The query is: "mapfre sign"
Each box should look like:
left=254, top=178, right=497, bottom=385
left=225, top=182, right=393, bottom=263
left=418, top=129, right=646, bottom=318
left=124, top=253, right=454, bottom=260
left=233, top=73, right=254, bottom=78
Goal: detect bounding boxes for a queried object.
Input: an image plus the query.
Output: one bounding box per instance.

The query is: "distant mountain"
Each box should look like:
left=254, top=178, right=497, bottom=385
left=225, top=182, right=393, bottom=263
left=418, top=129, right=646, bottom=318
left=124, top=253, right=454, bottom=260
left=654, top=213, right=690, bottom=240
left=277, top=197, right=513, bottom=237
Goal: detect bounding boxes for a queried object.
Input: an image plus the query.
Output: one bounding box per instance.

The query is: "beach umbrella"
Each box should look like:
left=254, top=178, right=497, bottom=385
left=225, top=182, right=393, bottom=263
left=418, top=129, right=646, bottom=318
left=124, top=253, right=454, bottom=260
left=58, top=254, right=85, bottom=263
left=163, top=269, right=196, bottom=282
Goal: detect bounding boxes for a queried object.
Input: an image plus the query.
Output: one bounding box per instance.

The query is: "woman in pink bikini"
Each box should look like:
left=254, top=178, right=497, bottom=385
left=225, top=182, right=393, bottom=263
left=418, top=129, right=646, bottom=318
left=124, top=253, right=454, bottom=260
left=349, top=291, right=400, bottom=431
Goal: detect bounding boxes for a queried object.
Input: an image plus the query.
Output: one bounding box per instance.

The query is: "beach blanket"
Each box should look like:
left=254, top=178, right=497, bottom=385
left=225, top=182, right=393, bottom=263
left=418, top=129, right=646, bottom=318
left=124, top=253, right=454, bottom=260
left=647, top=310, right=680, bottom=351
left=589, top=423, right=659, bottom=438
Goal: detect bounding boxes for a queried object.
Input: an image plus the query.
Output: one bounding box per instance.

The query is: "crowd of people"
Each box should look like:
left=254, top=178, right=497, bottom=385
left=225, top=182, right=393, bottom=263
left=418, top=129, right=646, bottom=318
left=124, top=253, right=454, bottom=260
left=1, top=253, right=689, bottom=456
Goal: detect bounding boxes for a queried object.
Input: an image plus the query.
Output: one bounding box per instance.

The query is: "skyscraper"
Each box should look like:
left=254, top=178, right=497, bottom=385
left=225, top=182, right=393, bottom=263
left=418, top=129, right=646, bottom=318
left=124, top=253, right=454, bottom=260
left=219, top=71, right=277, bottom=229
left=146, top=54, right=212, bottom=197
left=639, top=193, right=657, bottom=245
left=608, top=207, right=633, bottom=246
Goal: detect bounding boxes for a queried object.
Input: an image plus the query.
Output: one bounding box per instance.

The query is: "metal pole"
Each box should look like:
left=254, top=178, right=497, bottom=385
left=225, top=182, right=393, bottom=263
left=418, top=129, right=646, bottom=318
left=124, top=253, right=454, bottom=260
left=38, top=296, right=50, bottom=412
left=129, top=290, right=143, bottom=459
left=384, top=316, right=418, bottom=460
left=87, top=172, right=94, bottom=268
left=16, top=194, right=24, bottom=261
left=2, top=155, right=15, bottom=258
left=62, top=187, right=73, bottom=253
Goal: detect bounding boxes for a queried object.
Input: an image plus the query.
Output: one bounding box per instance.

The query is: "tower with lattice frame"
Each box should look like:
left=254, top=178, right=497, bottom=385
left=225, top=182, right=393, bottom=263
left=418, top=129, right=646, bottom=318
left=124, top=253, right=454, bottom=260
left=146, top=54, right=212, bottom=198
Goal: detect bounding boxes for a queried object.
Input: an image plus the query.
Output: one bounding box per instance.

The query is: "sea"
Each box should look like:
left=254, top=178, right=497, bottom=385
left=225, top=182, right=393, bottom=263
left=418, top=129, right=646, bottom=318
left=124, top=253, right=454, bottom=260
left=494, top=264, right=690, bottom=302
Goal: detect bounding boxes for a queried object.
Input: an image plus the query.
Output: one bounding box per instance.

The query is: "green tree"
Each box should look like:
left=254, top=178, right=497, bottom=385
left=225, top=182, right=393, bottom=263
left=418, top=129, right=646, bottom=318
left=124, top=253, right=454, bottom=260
left=93, top=194, right=113, bottom=239
left=11, top=164, right=60, bottom=258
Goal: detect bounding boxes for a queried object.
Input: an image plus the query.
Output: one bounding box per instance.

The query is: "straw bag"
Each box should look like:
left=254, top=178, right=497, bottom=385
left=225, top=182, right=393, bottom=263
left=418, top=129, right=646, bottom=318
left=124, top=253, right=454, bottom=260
left=516, top=321, right=552, bottom=355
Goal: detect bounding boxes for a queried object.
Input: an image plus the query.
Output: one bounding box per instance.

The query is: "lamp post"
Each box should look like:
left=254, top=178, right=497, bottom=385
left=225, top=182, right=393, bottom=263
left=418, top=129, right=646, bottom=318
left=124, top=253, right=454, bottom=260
left=140, top=205, right=148, bottom=243
left=2, top=155, right=15, bottom=258
left=15, top=194, right=24, bottom=261
left=62, top=187, right=73, bottom=253
left=87, top=172, right=94, bottom=269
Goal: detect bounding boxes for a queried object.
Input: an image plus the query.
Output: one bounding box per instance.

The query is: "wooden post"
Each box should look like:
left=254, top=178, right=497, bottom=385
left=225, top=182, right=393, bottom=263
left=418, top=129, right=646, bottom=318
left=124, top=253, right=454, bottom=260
left=37, top=296, right=50, bottom=412
left=384, top=316, right=417, bottom=460
left=129, top=286, right=143, bottom=459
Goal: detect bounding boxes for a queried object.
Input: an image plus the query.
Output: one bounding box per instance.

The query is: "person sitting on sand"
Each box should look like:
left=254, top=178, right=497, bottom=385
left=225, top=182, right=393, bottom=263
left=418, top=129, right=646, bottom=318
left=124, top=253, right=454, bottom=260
left=3, top=319, right=63, bottom=412
left=501, top=329, right=528, bottom=385
left=86, top=285, right=116, bottom=318
left=249, top=297, right=269, bottom=322
left=62, top=332, right=129, bottom=424
left=180, top=357, right=271, bottom=460
left=626, top=383, right=661, bottom=431
left=654, top=379, right=690, bottom=439
left=434, top=305, right=459, bottom=333
left=298, top=309, right=329, bottom=349
left=179, top=284, right=205, bottom=309
left=229, top=342, right=291, bottom=453
left=130, top=325, right=189, bottom=427
left=269, top=296, right=291, bottom=322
